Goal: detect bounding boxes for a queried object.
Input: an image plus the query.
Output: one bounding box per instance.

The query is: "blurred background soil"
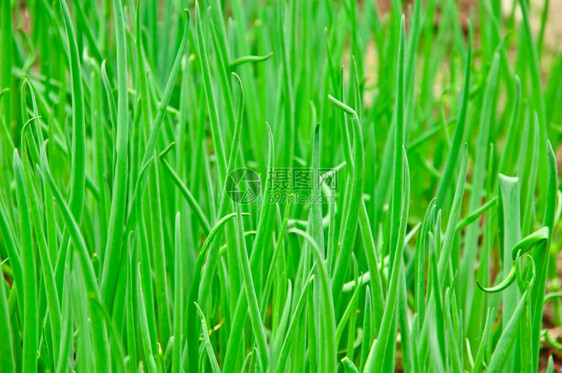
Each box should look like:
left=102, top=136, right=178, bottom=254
left=375, top=0, right=562, bottom=48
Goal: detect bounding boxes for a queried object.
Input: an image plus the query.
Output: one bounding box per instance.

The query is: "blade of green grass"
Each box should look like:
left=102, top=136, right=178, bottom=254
left=13, top=150, right=37, bottom=372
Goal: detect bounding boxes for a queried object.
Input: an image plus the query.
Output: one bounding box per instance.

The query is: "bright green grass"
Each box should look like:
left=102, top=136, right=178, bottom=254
left=1, top=0, right=562, bottom=371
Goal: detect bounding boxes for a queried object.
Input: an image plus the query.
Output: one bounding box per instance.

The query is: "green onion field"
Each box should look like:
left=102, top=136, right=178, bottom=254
left=2, top=0, right=562, bottom=371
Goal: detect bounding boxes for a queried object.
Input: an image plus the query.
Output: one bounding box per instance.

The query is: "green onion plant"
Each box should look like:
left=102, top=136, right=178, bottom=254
left=1, top=0, right=562, bottom=371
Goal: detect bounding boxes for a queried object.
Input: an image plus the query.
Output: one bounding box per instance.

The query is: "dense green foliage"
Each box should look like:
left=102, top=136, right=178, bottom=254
left=1, top=0, right=562, bottom=371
